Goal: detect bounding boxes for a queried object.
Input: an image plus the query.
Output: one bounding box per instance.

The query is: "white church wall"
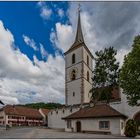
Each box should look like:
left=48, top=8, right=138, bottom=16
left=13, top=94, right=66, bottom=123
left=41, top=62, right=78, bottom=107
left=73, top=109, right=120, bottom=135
left=65, top=118, right=124, bottom=135
left=66, top=63, right=82, bottom=82
left=83, top=63, right=92, bottom=83
left=83, top=80, right=92, bottom=103
left=65, top=47, right=83, bottom=68
left=83, top=47, right=93, bottom=69
left=48, top=106, right=80, bottom=129
left=110, top=89, right=140, bottom=118
left=67, top=79, right=82, bottom=105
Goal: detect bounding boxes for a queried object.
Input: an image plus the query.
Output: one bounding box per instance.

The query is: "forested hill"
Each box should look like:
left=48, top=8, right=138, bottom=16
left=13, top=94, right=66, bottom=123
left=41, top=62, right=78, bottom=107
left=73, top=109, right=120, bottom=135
left=18, top=102, right=64, bottom=109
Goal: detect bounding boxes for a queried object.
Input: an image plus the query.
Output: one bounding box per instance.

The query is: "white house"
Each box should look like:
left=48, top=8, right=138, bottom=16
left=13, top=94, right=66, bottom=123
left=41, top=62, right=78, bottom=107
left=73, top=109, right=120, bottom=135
left=0, top=105, right=43, bottom=127
left=48, top=7, right=140, bottom=135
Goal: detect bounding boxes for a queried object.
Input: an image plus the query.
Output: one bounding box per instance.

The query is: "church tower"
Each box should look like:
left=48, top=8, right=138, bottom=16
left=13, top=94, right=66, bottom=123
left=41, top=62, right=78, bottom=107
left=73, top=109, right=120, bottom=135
left=64, top=7, right=93, bottom=105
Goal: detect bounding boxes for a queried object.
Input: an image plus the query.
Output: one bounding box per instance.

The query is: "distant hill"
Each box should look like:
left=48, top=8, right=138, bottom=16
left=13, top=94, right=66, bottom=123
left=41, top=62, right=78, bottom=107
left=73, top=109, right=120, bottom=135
left=18, top=102, right=64, bottom=109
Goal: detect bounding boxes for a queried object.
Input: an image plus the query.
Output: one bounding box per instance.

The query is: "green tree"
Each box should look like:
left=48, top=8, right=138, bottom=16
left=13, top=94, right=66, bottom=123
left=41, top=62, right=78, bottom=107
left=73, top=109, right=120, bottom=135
left=119, top=35, right=140, bottom=106
left=124, top=119, right=137, bottom=137
left=90, top=47, right=120, bottom=104
left=18, top=102, right=63, bottom=109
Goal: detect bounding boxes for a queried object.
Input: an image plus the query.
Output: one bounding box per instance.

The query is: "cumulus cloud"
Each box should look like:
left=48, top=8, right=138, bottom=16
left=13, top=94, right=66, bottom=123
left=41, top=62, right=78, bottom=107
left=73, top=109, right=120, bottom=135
left=40, top=43, right=48, bottom=59
left=58, top=8, right=64, bottom=18
left=1, top=2, right=140, bottom=105
left=50, top=23, right=74, bottom=52
left=23, top=35, right=38, bottom=51
left=0, top=20, right=65, bottom=105
left=37, top=1, right=52, bottom=20
left=51, top=2, right=140, bottom=66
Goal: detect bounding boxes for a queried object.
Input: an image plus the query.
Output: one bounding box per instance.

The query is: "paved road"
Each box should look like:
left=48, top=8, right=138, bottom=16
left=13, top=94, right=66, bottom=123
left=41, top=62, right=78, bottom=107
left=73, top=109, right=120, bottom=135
left=0, top=127, right=131, bottom=139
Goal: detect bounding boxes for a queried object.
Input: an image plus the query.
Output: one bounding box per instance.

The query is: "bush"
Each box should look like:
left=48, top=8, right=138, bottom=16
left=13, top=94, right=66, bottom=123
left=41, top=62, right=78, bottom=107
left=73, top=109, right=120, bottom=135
left=124, top=119, right=137, bottom=137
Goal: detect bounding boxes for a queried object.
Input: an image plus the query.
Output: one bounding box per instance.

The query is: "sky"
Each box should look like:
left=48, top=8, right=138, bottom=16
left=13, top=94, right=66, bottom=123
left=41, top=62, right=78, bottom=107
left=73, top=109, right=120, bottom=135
left=0, top=1, right=140, bottom=105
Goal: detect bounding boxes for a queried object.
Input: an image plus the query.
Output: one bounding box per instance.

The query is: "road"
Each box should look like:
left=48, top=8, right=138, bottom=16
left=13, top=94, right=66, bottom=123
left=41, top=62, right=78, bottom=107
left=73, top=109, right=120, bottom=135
left=0, top=127, right=129, bottom=139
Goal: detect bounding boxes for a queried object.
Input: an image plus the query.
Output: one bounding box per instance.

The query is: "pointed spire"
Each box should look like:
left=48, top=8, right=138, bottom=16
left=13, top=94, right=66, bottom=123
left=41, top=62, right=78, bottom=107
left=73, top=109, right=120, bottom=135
left=74, top=4, right=84, bottom=44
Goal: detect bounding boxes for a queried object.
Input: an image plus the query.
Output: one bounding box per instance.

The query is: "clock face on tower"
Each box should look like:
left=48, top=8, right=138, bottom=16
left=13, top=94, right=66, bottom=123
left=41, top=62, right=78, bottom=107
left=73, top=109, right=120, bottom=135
left=69, top=67, right=78, bottom=80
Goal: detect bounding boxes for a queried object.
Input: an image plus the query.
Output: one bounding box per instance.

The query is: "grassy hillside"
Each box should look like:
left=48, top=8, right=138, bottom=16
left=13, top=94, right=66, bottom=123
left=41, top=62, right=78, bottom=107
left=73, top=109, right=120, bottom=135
left=18, top=102, right=63, bottom=109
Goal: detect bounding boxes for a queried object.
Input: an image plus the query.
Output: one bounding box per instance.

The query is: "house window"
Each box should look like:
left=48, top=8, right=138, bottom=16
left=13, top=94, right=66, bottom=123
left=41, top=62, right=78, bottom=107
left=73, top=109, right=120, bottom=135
left=99, top=121, right=110, bottom=129
left=87, top=71, right=89, bottom=82
left=87, top=55, right=89, bottom=66
left=72, top=54, right=75, bottom=64
left=67, top=120, right=71, bottom=128
left=73, top=92, right=75, bottom=97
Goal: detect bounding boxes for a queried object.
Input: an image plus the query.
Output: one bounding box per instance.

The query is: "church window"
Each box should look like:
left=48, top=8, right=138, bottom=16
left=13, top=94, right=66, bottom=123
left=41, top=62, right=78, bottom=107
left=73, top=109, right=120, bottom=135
left=73, top=92, right=75, bottom=97
left=67, top=120, right=71, bottom=128
left=72, top=54, right=75, bottom=64
left=87, top=71, right=89, bottom=82
left=71, top=69, right=76, bottom=80
left=70, top=107, right=72, bottom=112
left=87, top=55, right=89, bottom=66
left=63, top=109, right=65, bottom=113
left=99, top=121, right=110, bottom=129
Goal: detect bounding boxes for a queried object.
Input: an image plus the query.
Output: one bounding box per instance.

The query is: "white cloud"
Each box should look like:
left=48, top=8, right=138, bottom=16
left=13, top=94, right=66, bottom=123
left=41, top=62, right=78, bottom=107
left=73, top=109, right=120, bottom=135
left=0, top=21, right=14, bottom=47
left=37, top=2, right=52, bottom=20
left=40, top=43, right=48, bottom=59
left=50, top=2, right=134, bottom=67
left=50, top=23, right=74, bottom=52
left=58, top=9, right=64, bottom=18
left=23, top=35, right=38, bottom=51
left=116, top=48, right=130, bottom=67
left=0, top=20, right=65, bottom=105
left=41, top=7, right=52, bottom=20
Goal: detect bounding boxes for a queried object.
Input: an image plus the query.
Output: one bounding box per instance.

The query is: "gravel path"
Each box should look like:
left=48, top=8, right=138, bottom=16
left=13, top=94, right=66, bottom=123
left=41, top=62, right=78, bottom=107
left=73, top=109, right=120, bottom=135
left=0, top=127, right=133, bottom=139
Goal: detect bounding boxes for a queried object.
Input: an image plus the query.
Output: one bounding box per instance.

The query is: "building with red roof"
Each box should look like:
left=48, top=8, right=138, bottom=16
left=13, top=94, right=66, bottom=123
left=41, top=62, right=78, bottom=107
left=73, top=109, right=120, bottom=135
left=0, top=105, right=44, bottom=127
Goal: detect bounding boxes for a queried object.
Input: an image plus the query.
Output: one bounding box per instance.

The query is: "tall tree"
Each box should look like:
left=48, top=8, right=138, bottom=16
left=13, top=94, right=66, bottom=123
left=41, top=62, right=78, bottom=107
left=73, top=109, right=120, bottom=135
left=119, top=35, right=140, bottom=106
left=90, top=47, right=120, bottom=104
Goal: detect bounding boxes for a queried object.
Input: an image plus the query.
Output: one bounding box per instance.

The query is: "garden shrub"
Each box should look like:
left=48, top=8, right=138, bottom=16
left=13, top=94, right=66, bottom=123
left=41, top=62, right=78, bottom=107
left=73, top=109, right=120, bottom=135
left=124, top=119, right=137, bottom=137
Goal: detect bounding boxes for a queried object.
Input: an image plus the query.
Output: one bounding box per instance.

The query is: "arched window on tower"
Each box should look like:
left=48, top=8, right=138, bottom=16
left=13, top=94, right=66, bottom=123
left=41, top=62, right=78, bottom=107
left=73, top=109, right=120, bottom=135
left=87, top=55, right=89, bottom=66
left=72, top=54, right=75, bottom=64
left=71, top=69, right=76, bottom=80
left=87, top=71, right=89, bottom=82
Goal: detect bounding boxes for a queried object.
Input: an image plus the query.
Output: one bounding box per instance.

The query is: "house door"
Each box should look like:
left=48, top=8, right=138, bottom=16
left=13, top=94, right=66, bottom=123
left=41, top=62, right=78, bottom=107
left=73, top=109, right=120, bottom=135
left=76, top=121, right=81, bottom=132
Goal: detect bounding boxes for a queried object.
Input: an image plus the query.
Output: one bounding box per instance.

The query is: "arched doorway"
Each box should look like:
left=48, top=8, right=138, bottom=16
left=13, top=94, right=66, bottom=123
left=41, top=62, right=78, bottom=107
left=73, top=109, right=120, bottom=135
left=76, top=121, right=81, bottom=132
left=134, top=111, right=140, bottom=134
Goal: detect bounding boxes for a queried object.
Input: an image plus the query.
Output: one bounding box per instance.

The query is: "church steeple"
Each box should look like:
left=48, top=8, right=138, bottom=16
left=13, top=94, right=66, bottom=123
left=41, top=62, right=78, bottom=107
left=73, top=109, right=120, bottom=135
left=64, top=4, right=93, bottom=59
left=74, top=4, right=84, bottom=44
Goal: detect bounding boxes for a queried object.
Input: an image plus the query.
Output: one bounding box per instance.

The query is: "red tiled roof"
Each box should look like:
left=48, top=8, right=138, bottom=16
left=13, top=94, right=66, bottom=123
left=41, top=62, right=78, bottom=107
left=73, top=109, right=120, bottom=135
left=2, top=105, right=42, bottom=119
left=96, top=86, right=121, bottom=101
left=63, top=104, right=127, bottom=119
left=134, top=112, right=140, bottom=121
left=41, top=108, right=50, bottom=116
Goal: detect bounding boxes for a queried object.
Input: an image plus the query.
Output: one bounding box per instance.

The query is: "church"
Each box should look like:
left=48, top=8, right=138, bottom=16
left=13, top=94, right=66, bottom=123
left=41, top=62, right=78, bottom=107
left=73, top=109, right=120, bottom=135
left=48, top=8, right=140, bottom=135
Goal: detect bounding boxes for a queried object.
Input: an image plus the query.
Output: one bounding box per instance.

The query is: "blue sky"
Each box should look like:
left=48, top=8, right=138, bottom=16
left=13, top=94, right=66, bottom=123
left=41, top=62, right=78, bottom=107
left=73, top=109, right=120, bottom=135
left=0, top=2, right=140, bottom=105
left=0, top=1, right=69, bottom=61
